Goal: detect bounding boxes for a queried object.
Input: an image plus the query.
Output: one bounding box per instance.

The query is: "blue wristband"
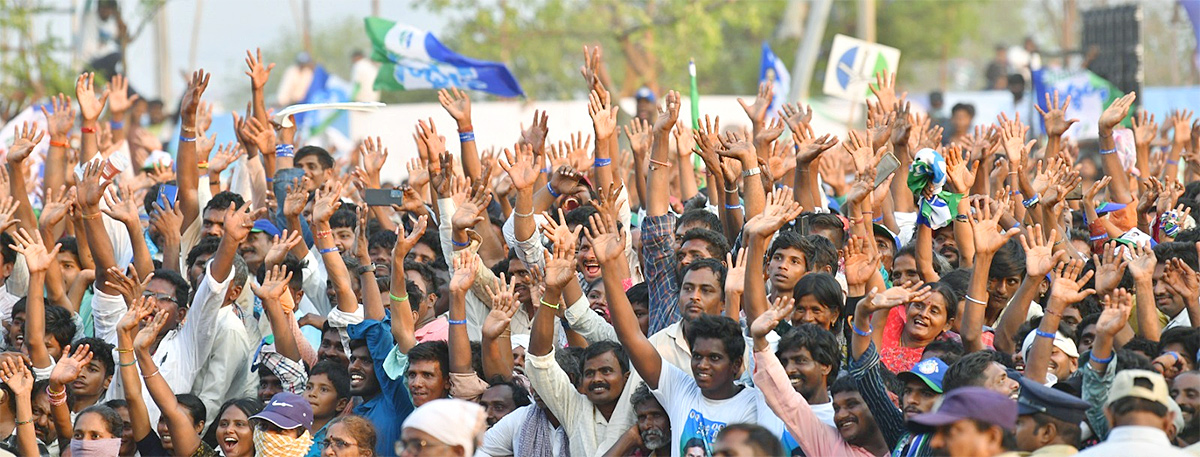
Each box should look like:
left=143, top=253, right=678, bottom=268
left=724, top=204, right=743, bottom=210
left=265, top=177, right=274, bottom=183
left=1099, top=148, right=1116, bottom=155
left=1091, top=352, right=1113, bottom=364
left=594, top=158, right=612, bottom=167
left=110, top=120, right=124, bottom=130
left=852, top=321, right=872, bottom=337
left=541, top=167, right=551, bottom=174
left=1168, top=159, right=1179, bottom=165
left=451, top=238, right=469, bottom=247
left=459, top=131, right=475, bottom=143
left=179, top=135, right=196, bottom=143
left=275, top=144, right=295, bottom=158
left=546, top=182, right=561, bottom=198
left=1035, top=329, right=1056, bottom=339
left=318, top=247, right=338, bottom=254
left=1022, top=194, right=1040, bottom=208
left=448, top=319, right=467, bottom=325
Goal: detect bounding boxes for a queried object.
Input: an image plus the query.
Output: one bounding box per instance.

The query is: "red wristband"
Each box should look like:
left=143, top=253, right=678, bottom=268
left=458, top=125, right=473, bottom=133
left=49, top=140, right=69, bottom=148
left=81, top=126, right=96, bottom=134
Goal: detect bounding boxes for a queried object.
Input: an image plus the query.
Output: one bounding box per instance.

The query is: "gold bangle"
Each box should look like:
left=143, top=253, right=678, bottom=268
left=82, top=212, right=102, bottom=220
left=116, top=348, right=133, bottom=354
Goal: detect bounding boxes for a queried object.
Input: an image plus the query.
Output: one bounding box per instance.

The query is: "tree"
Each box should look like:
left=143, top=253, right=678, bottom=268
left=415, top=0, right=787, bottom=100
left=0, top=0, right=74, bottom=121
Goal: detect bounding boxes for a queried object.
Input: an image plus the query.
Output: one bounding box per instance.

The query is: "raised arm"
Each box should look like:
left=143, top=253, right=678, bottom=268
left=1097, top=93, right=1137, bottom=204
left=149, top=202, right=184, bottom=274
left=135, top=307, right=203, bottom=456
left=1162, top=258, right=1200, bottom=328
left=1027, top=259, right=1094, bottom=384
left=47, top=344, right=94, bottom=447
left=590, top=87, right=620, bottom=192
left=101, top=186, right=153, bottom=281
left=177, top=71, right=211, bottom=230
left=439, top=88, right=480, bottom=178
left=1124, top=241, right=1161, bottom=341
left=390, top=216, right=430, bottom=355
left=587, top=201, right=663, bottom=388
left=11, top=228, right=61, bottom=370
left=117, top=296, right=156, bottom=441
left=253, top=265, right=301, bottom=362
left=716, top=129, right=766, bottom=220
left=40, top=94, right=74, bottom=206
left=962, top=197, right=1020, bottom=352
left=790, top=121, right=839, bottom=212
left=0, top=359, right=38, bottom=457
left=742, top=188, right=805, bottom=324
left=5, top=123, right=43, bottom=235
left=446, top=251, right=479, bottom=369
left=994, top=226, right=1063, bottom=354
left=645, top=91, right=681, bottom=218
left=479, top=279, right=519, bottom=381
left=312, top=180, right=367, bottom=320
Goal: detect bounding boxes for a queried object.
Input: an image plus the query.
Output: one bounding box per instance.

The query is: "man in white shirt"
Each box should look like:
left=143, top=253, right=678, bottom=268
left=190, top=255, right=257, bottom=428
left=1076, top=369, right=1192, bottom=456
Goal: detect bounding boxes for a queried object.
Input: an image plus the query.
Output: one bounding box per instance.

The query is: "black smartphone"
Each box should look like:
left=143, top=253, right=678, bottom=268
left=364, top=189, right=404, bottom=207
left=875, top=152, right=901, bottom=188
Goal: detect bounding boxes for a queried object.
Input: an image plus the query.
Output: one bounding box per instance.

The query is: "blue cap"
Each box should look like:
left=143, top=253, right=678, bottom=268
left=250, top=219, right=281, bottom=237
left=898, top=357, right=949, bottom=394
left=251, top=392, right=313, bottom=432
left=635, top=86, right=656, bottom=102
left=1016, top=377, right=1089, bottom=424
left=908, top=387, right=1017, bottom=432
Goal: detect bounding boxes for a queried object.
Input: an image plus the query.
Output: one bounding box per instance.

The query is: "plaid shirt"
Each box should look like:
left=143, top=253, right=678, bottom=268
left=641, top=213, right=680, bottom=334
left=849, top=342, right=931, bottom=457
left=252, top=341, right=308, bottom=395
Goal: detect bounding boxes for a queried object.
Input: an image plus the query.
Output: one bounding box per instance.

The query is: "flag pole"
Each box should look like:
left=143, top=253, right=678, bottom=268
left=689, top=58, right=703, bottom=184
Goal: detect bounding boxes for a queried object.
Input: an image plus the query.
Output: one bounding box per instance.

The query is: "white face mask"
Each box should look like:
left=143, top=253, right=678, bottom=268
left=69, top=438, right=123, bottom=457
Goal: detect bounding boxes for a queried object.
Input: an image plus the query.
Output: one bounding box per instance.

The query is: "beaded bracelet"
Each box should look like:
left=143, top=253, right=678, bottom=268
left=14, top=419, right=31, bottom=427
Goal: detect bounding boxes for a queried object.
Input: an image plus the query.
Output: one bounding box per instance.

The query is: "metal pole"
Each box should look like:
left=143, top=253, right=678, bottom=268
left=858, top=0, right=876, bottom=43
left=792, top=0, right=832, bottom=101
left=187, top=0, right=203, bottom=71
left=156, top=0, right=170, bottom=101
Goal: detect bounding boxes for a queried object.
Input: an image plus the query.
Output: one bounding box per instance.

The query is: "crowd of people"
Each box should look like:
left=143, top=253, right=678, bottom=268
left=0, top=42, right=1196, bottom=457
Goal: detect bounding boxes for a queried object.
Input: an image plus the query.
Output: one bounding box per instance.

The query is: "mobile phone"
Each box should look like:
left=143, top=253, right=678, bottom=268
left=1066, top=182, right=1083, bottom=200
left=157, top=184, right=178, bottom=209
left=364, top=188, right=405, bottom=207
left=875, top=152, right=901, bottom=188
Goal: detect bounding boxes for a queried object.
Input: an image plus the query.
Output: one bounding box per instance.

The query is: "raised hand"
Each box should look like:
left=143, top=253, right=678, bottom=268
left=134, top=307, right=170, bottom=353
left=890, top=101, right=914, bottom=146
left=312, top=179, right=346, bottom=224
left=251, top=264, right=293, bottom=302
left=998, top=112, right=1033, bottom=166
left=223, top=201, right=268, bottom=243
left=39, top=94, right=75, bottom=139
left=1170, top=109, right=1194, bottom=144
left=1095, top=288, right=1133, bottom=338
left=793, top=123, right=838, bottom=165
left=39, top=187, right=75, bottom=228
left=263, top=230, right=303, bottom=268
left=869, top=71, right=905, bottom=111
left=0, top=358, right=32, bottom=395
left=942, top=145, right=974, bottom=193
left=0, top=198, right=20, bottom=234
left=859, top=281, right=933, bottom=316
left=766, top=138, right=796, bottom=182
left=751, top=295, right=796, bottom=341
left=520, top=110, right=549, bottom=153
left=779, top=102, right=813, bottom=135
left=49, top=344, right=93, bottom=387
left=100, top=186, right=140, bottom=226
left=743, top=187, right=803, bottom=239
left=754, top=117, right=786, bottom=147
left=6, top=122, right=45, bottom=165
left=282, top=177, right=310, bottom=220
left=543, top=227, right=579, bottom=290
left=1131, top=110, right=1158, bottom=147
left=180, top=70, right=211, bottom=126
left=589, top=87, right=619, bottom=140
left=1035, top=90, right=1078, bottom=137
left=624, top=117, right=652, bottom=157
left=449, top=250, right=479, bottom=294
left=118, top=294, right=157, bottom=337
left=1019, top=225, right=1065, bottom=279
left=967, top=196, right=1020, bottom=255
left=1092, top=242, right=1127, bottom=295
left=844, top=235, right=881, bottom=287
left=844, top=130, right=876, bottom=174
left=500, top=143, right=540, bottom=192
left=438, top=87, right=472, bottom=124
left=243, top=117, right=276, bottom=154
left=393, top=215, right=428, bottom=260
left=1163, top=258, right=1199, bottom=302
left=358, top=136, right=389, bottom=182
left=451, top=184, right=492, bottom=231
left=481, top=276, right=518, bottom=340
left=75, top=73, right=110, bottom=122
left=1048, top=258, right=1096, bottom=306
left=244, top=48, right=275, bottom=90
left=1125, top=241, right=1156, bottom=282
left=724, top=249, right=749, bottom=296
left=1098, top=92, right=1136, bottom=133
left=737, top=82, right=773, bottom=128
left=106, top=74, right=139, bottom=115
left=104, top=266, right=152, bottom=305
left=8, top=228, right=59, bottom=274
left=716, top=130, right=756, bottom=163
left=583, top=204, right=624, bottom=265
left=692, top=115, right=723, bottom=173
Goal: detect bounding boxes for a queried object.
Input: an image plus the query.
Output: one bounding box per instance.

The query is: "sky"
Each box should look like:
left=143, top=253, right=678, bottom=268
left=34, top=0, right=447, bottom=101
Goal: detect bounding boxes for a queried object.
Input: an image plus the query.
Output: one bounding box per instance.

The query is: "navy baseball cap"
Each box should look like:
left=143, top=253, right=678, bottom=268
left=1017, top=377, right=1089, bottom=424
left=908, top=387, right=1017, bottom=432
left=250, top=219, right=282, bottom=237
left=251, top=392, right=313, bottom=432
left=898, top=357, right=949, bottom=394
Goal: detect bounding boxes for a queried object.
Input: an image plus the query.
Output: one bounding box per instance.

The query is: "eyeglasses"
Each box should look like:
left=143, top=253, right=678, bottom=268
left=320, top=438, right=357, bottom=450
left=141, top=291, right=177, bottom=304
left=395, top=438, right=443, bottom=454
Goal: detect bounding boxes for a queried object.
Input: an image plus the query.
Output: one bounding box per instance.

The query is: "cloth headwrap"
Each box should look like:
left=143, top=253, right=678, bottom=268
left=510, top=333, right=530, bottom=350
left=518, top=404, right=570, bottom=457
left=69, top=438, right=123, bottom=456
left=253, top=428, right=313, bottom=457
left=907, top=148, right=962, bottom=229
left=403, top=399, right=488, bottom=455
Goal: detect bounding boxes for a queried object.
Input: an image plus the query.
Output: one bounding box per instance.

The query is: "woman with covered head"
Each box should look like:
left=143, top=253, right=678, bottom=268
left=398, top=398, right=487, bottom=457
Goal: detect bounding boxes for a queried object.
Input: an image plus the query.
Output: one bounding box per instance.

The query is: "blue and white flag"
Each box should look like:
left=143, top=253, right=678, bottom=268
left=760, top=41, right=791, bottom=119
left=365, top=17, right=524, bottom=97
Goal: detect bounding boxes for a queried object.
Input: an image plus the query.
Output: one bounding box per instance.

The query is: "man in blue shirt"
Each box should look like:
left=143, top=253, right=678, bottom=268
left=347, top=318, right=415, bottom=457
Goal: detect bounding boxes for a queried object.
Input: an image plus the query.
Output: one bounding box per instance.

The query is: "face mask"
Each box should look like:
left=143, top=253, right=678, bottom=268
left=69, top=438, right=123, bottom=457
left=253, top=427, right=313, bottom=457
